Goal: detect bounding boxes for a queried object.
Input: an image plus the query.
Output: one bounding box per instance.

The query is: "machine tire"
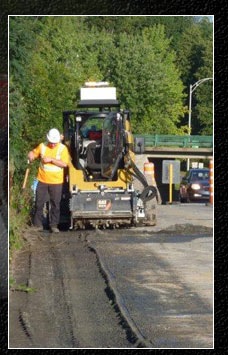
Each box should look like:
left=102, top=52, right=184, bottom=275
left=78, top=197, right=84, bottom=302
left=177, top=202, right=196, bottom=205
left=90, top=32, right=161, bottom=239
left=179, top=193, right=187, bottom=203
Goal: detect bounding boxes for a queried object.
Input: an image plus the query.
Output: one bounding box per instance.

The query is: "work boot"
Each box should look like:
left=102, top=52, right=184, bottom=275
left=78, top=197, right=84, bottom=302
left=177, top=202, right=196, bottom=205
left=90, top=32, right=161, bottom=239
left=30, top=225, right=44, bottom=232
left=50, top=226, right=60, bottom=233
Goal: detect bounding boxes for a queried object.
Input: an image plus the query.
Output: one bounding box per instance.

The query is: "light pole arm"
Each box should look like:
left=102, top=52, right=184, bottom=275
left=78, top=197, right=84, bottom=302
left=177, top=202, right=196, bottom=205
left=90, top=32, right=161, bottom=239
left=191, top=77, right=213, bottom=94
left=188, top=77, right=213, bottom=135
left=188, top=84, right=192, bottom=135
left=187, top=77, right=213, bottom=170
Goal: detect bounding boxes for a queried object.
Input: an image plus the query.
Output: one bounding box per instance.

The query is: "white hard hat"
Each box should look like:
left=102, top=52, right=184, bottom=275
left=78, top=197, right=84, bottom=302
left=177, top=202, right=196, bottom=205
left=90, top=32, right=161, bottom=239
left=47, top=128, right=61, bottom=143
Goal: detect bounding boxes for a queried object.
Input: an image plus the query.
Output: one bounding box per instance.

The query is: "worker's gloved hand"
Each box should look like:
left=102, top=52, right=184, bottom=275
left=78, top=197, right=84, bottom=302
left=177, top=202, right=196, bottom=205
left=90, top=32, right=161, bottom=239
left=28, top=151, right=35, bottom=162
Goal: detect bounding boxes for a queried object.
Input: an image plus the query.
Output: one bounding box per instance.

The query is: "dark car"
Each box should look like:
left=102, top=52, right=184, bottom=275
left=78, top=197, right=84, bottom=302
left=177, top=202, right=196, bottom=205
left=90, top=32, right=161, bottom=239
left=179, top=168, right=210, bottom=202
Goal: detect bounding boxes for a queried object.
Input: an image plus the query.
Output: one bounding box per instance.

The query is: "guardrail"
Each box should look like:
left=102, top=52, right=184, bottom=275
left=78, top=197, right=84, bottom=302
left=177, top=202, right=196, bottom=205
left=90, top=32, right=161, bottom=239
left=133, top=134, right=213, bottom=148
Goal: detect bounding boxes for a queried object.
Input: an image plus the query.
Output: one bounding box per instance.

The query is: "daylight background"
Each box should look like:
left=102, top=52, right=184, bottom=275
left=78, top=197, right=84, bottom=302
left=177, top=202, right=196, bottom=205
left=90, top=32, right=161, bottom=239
left=9, top=16, right=213, bottom=250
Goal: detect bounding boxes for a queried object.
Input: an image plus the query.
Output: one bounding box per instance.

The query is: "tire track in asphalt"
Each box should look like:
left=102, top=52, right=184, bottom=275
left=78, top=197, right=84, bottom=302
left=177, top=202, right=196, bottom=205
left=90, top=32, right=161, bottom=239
left=10, top=231, right=141, bottom=348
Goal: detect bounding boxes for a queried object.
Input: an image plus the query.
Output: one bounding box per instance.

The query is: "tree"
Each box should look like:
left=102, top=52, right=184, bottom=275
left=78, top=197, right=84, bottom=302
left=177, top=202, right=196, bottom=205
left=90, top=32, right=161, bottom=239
left=9, top=16, right=213, bottom=183
left=175, top=18, right=213, bottom=134
left=10, top=16, right=104, bottom=171
left=103, top=24, right=186, bottom=134
left=195, top=45, right=213, bottom=135
left=195, top=19, right=213, bottom=134
left=9, top=17, right=44, bottom=178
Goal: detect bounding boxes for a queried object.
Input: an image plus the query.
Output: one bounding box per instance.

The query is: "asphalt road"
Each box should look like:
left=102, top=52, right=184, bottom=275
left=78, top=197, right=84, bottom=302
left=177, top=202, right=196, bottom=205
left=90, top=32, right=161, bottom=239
left=9, top=232, right=138, bottom=348
left=88, top=226, right=213, bottom=348
left=9, top=203, right=213, bottom=349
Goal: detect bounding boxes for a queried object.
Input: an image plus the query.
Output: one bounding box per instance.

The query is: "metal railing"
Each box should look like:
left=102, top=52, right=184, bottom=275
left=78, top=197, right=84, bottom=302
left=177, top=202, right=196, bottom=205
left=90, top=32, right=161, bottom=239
left=133, top=134, right=213, bottom=148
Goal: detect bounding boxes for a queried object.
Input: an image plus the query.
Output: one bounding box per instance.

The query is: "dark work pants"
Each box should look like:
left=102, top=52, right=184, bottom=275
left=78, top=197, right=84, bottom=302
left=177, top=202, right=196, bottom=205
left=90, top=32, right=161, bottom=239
left=34, top=181, right=63, bottom=227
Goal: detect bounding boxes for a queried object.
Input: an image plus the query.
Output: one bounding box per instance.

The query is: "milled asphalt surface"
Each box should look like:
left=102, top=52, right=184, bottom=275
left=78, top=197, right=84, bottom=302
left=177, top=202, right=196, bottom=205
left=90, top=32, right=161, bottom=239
left=8, top=202, right=213, bottom=349
left=87, top=203, right=213, bottom=348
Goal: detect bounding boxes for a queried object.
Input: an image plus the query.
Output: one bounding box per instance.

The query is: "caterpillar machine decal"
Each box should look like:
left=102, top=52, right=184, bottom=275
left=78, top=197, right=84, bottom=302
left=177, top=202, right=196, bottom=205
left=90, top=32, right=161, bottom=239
left=62, top=82, right=158, bottom=229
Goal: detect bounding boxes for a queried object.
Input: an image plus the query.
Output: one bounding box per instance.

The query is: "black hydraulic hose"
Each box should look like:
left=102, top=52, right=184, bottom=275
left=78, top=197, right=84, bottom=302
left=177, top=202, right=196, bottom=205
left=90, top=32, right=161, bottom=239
left=139, top=185, right=157, bottom=202
left=127, top=158, right=158, bottom=202
left=110, top=151, right=124, bottom=180
left=130, top=159, right=148, bottom=187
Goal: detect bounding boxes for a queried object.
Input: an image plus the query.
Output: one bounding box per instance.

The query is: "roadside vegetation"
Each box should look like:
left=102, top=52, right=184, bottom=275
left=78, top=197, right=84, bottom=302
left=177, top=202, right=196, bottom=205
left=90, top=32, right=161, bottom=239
left=9, top=16, right=213, bottom=255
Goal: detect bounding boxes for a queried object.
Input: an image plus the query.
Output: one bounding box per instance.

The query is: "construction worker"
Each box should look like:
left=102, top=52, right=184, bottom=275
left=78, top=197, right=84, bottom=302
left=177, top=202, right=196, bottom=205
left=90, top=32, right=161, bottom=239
left=28, top=128, right=69, bottom=233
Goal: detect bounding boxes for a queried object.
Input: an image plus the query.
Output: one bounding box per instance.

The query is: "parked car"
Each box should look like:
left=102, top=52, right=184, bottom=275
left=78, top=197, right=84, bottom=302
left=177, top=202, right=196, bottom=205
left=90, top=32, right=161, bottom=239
left=179, top=168, right=210, bottom=202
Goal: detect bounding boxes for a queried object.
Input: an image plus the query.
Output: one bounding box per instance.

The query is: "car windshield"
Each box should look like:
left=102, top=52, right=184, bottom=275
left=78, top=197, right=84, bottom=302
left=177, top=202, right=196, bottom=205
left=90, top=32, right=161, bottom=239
left=190, top=170, right=209, bottom=181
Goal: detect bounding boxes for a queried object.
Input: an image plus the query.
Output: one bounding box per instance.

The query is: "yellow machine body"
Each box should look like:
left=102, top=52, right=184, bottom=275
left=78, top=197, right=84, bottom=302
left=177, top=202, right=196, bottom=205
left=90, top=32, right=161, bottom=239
left=62, top=82, right=156, bottom=229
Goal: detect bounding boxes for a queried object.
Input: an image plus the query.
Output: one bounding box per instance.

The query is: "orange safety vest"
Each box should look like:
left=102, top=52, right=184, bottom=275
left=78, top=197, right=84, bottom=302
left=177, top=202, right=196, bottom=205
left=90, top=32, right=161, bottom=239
left=33, top=142, right=69, bottom=184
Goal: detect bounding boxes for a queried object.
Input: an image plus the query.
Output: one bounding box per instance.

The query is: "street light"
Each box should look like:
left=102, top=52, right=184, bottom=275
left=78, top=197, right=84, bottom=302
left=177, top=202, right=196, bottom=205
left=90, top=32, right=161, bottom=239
left=187, top=77, right=213, bottom=170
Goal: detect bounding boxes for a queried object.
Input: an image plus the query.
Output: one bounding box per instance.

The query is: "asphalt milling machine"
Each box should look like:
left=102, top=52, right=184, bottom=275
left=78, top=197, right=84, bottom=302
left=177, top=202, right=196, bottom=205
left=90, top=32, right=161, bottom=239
left=61, top=82, right=158, bottom=230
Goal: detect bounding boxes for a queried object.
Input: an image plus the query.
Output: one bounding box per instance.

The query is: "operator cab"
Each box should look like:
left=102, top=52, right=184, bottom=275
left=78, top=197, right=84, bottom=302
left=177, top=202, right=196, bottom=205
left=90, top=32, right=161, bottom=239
left=63, top=82, right=131, bottom=182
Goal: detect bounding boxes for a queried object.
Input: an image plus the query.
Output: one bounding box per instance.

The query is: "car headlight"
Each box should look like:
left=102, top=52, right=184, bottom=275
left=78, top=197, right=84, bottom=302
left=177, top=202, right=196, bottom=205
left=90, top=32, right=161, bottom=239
left=191, top=183, right=201, bottom=190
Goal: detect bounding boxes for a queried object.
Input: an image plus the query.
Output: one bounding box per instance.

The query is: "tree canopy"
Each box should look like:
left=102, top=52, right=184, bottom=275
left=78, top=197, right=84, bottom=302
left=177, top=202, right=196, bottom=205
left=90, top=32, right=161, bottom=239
left=9, top=16, right=213, bottom=182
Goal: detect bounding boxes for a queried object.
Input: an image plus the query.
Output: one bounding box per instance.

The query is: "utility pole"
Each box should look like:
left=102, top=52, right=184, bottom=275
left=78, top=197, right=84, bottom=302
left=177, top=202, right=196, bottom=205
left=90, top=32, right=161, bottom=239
left=187, top=77, right=213, bottom=170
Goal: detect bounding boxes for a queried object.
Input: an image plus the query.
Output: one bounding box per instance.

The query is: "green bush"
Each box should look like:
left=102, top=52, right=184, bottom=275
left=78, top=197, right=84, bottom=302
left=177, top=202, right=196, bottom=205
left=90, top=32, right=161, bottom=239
left=9, top=184, right=33, bottom=257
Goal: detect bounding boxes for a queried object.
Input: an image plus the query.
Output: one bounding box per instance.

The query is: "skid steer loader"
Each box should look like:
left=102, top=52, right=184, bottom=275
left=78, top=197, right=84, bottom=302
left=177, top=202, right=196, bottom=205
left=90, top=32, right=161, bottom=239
left=62, top=82, right=158, bottom=229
